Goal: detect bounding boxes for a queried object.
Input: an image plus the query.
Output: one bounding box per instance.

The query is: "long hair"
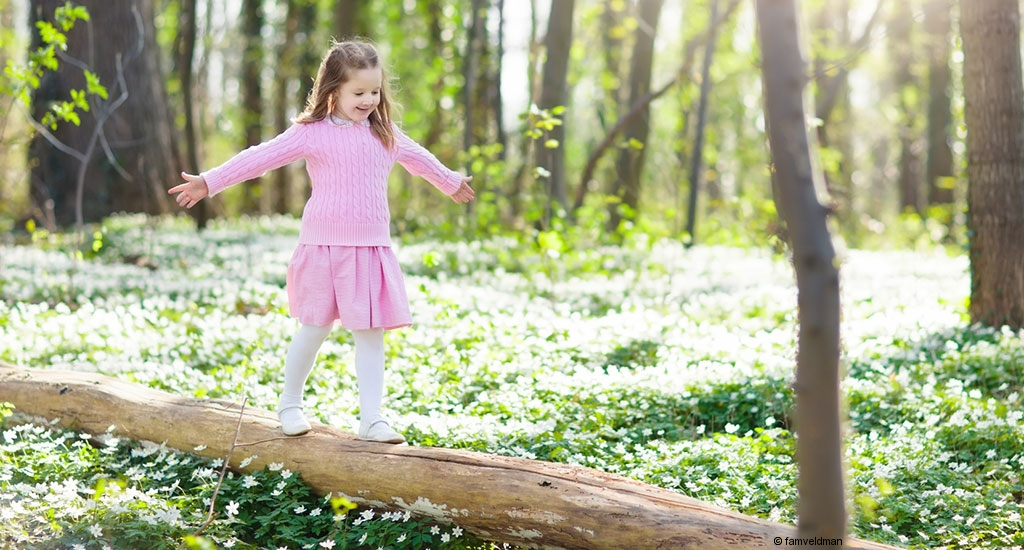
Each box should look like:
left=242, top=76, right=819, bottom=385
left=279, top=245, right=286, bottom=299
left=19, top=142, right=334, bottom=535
left=295, top=40, right=397, bottom=149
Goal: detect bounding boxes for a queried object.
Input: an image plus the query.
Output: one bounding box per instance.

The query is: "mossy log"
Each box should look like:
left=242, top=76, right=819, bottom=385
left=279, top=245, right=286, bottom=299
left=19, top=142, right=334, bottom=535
left=0, top=363, right=896, bottom=549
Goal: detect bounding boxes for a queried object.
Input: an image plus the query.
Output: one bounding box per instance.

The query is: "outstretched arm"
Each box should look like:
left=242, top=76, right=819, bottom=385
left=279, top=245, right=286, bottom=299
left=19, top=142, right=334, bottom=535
left=449, top=176, right=475, bottom=204
left=168, top=172, right=209, bottom=209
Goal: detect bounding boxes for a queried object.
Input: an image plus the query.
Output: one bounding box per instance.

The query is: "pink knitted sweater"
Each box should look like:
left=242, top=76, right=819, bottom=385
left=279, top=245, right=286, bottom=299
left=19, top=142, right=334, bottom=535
left=202, top=117, right=462, bottom=246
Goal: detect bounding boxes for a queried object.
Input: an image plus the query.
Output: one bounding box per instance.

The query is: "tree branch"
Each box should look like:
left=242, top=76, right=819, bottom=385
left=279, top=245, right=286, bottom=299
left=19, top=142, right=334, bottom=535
left=572, top=0, right=743, bottom=214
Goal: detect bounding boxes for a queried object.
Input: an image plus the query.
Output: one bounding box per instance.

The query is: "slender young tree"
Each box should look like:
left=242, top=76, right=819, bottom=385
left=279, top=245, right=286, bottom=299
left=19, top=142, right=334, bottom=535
left=924, top=0, right=955, bottom=209
left=333, top=0, right=367, bottom=39
left=756, top=0, right=846, bottom=539
left=608, top=0, right=664, bottom=232
left=174, top=0, right=209, bottom=228
left=536, top=0, right=575, bottom=224
left=272, top=0, right=301, bottom=215
left=888, top=0, right=922, bottom=214
left=684, top=0, right=720, bottom=246
left=239, top=0, right=264, bottom=213
left=960, top=0, right=1024, bottom=329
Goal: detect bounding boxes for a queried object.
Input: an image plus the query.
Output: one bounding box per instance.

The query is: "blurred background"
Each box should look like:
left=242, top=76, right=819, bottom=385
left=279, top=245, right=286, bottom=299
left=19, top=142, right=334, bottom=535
left=0, top=0, right=962, bottom=249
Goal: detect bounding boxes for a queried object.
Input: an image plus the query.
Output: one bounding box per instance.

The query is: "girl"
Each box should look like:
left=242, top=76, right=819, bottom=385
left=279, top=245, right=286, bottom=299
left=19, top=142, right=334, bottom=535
left=169, top=40, right=474, bottom=444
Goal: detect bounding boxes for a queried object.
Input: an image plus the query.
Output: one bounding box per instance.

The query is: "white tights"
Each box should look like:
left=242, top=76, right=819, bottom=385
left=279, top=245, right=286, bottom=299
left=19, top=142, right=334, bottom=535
left=279, top=324, right=386, bottom=430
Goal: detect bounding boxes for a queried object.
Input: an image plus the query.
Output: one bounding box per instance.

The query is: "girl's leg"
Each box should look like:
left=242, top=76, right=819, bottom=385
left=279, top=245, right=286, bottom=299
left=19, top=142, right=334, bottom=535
left=279, top=323, right=332, bottom=435
left=352, top=328, right=404, bottom=443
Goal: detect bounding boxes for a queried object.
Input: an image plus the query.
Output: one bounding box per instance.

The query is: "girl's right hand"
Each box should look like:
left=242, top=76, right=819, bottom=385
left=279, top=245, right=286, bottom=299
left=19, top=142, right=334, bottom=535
left=168, top=172, right=210, bottom=209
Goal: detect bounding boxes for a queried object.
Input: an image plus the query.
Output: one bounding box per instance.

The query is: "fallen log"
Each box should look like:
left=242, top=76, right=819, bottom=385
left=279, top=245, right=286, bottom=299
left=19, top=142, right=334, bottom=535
left=0, top=363, right=896, bottom=549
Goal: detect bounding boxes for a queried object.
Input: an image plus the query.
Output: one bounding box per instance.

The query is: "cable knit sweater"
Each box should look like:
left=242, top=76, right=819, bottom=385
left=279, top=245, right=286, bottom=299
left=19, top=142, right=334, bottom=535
left=202, top=117, right=462, bottom=247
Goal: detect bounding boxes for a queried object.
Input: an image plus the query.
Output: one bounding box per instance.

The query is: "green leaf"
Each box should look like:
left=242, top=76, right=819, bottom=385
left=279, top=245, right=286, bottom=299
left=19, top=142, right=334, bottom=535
left=84, top=71, right=108, bottom=99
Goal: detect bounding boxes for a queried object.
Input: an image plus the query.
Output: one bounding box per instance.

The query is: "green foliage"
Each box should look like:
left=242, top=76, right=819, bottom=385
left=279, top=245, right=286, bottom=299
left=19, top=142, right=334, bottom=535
left=1, top=215, right=1022, bottom=548
left=0, top=2, right=106, bottom=130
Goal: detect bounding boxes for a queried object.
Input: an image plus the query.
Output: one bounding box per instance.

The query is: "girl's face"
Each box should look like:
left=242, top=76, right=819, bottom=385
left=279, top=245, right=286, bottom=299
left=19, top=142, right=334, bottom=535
left=332, top=67, right=383, bottom=122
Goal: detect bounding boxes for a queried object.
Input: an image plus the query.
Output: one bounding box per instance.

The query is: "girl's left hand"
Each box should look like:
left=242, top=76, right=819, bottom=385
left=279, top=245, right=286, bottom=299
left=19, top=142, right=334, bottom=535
left=450, top=176, right=475, bottom=204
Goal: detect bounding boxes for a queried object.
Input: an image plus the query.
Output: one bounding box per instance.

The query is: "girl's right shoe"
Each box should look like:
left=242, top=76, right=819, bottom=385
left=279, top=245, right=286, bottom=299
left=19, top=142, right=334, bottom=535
left=279, top=407, right=312, bottom=436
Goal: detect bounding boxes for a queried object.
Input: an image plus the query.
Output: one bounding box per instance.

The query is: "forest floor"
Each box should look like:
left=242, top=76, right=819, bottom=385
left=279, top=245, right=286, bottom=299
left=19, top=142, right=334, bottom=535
left=1, top=214, right=1021, bottom=549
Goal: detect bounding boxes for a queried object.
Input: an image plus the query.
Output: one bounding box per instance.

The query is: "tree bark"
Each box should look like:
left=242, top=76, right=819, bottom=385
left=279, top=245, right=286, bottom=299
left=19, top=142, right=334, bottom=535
left=536, top=0, right=575, bottom=224
left=0, top=363, right=897, bottom=550
left=271, top=0, right=301, bottom=215
left=239, top=0, right=264, bottom=213
left=28, top=0, right=180, bottom=227
left=608, top=0, right=664, bottom=232
left=889, top=0, right=922, bottom=215
left=684, top=0, right=720, bottom=246
left=755, top=0, right=846, bottom=540
left=960, top=0, right=1024, bottom=330
left=924, top=0, right=955, bottom=208
left=174, top=0, right=210, bottom=229
left=333, top=0, right=367, bottom=40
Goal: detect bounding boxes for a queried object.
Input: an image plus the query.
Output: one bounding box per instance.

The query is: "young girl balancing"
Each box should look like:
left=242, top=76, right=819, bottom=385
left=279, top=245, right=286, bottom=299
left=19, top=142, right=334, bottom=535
left=168, top=40, right=474, bottom=444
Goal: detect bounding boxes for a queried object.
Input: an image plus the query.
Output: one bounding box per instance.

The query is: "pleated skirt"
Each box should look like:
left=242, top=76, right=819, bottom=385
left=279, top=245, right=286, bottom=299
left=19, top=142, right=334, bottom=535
left=286, top=245, right=412, bottom=330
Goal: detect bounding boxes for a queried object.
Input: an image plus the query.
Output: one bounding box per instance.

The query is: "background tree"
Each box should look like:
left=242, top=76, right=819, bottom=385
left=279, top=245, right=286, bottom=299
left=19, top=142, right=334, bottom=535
left=173, top=0, right=210, bottom=228
left=27, top=0, right=181, bottom=227
left=684, top=0, right=720, bottom=246
left=960, top=0, right=1024, bottom=330
left=239, top=0, right=264, bottom=213
left=334, top=0, right=367, bottom=39
left=756, top=0, right=845, bottom=539
left=536, top=0, right=576, bottom=225
left=888, top=0, right=923, bottom=215
left=608, top=0, right=664, bottom=232
left=924, top=0, right=956, bottom=212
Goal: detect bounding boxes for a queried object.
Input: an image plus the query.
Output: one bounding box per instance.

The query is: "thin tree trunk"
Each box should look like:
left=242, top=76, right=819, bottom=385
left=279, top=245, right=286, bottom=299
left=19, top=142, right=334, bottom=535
left=684, top=0, right=719, bottom=247
left=333, top=0, right=366, bottom=39
left=463, top=0, right=485, bottom=155
left=925, top=0, right=955, bottom=208
left=960, top=0, right=1024, bottom=330
left=0, top=363, right=897, bottom=550
left=608, top=0, right=663, bottom=232
left=240, top=0, right=263, bottom=213
left=756, top=0, right=846, bottom=539
left=574, top=0, right=742, bottom=217
left=536, top=0, right=575, bottom=225
left=272, top=0, right=300, bottom=215
left=889, top=0, right=921, bottom=214
left=175, top=0, right=209, bottom=229
left=493, top=0, right=507, bottom=160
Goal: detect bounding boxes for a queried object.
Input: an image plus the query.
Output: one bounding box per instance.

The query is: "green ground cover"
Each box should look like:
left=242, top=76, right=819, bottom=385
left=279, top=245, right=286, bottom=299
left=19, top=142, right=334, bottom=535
left=1, top=215, right=1021, bottom=549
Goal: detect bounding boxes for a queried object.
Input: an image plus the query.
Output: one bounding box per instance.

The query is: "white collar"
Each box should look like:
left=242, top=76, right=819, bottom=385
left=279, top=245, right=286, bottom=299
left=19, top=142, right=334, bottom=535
left=328, top=114, right=371, bottom=128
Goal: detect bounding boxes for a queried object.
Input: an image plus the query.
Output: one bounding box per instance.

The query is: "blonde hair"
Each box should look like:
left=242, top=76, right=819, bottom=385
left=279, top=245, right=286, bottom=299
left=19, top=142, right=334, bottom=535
left=296, top=40, right=397, bottom=149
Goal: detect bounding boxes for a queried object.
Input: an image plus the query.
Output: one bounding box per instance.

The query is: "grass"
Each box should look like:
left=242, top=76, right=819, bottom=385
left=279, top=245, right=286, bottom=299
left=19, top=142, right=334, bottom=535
left=0, top=213, right=1022, bottom=549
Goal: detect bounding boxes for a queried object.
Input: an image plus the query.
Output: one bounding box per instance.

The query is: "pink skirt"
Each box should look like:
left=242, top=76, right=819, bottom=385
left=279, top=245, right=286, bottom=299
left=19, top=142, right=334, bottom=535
left=286, top=245, right=412, bottom=330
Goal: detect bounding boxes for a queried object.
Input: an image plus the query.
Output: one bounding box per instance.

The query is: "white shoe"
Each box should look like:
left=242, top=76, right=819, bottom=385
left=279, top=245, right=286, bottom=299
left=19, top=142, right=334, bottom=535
left=357, top=420, right=405, bottom=444
left=279, top=407, right=311, bottom=436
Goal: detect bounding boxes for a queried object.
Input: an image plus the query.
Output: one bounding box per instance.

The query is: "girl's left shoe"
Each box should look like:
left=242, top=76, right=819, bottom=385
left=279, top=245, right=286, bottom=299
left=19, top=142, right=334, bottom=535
left=279, top=407, right=312, bottom=436
left=358, top=420, right=405, bottom=444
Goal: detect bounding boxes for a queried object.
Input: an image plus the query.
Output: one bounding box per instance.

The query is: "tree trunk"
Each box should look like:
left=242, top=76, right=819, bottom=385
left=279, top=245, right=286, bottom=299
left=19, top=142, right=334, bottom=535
left=536, top=0, right=575, bottom=224
left=684, top=0, right=720, bottom=246
left=333, top=0, right=367, bottom=40
left=28, top=0, right=180, bottom=227
left=174, top=0, right=210, bottom=229
left=608, top=0, right=664, bottom=232
left=755, top=0, right=846, bottom=540
left=960, top=0, right=1024, bottom=330
left=272, top=0, right=301, bottom=215
left=239, top=0, right=264, bottom=213
left=463, top=0, right=486, bottom=156
left=492, top=0, right=508, bottom=160
left=924, top=0, right=955, bottom=208
left=0, top=363, right=897, bottom=550
left=888, top=0, right=921, bottom=215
